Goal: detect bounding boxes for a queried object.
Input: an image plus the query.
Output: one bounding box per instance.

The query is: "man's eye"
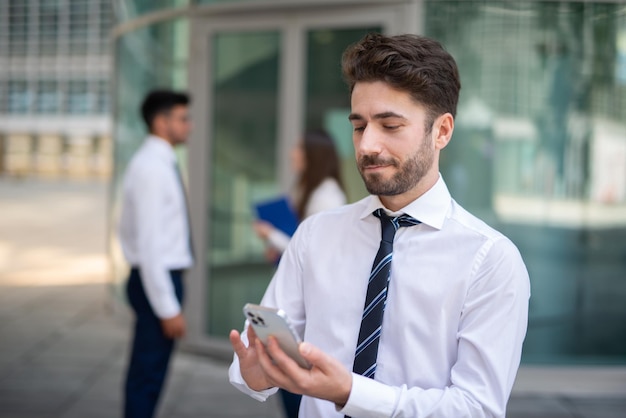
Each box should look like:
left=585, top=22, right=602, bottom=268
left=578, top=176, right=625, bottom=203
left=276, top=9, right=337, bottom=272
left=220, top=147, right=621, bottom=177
left=353, top=126, right=365, bottom=132
left=384, top=125, right=399, bottom=130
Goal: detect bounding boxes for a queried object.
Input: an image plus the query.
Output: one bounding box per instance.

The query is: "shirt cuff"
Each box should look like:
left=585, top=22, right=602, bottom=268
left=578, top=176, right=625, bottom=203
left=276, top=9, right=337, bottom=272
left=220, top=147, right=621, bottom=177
left=153, top=292, right=181, bottom=319
left=267, top=229, right=290, bottom=253
left=228, top=359, right=278, bottom=402
left=337, top=374, right=398, bottom=418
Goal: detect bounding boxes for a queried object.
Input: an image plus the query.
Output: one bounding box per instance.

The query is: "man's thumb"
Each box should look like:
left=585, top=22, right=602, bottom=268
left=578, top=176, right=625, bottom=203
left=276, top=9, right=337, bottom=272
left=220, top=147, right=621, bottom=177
left=299, top=342, right=319, bottom=365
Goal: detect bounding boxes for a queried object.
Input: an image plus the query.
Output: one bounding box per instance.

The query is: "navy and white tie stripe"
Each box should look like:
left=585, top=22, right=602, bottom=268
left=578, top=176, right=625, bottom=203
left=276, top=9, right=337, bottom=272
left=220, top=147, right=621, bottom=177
left=351, top=208, right=420, bottom=379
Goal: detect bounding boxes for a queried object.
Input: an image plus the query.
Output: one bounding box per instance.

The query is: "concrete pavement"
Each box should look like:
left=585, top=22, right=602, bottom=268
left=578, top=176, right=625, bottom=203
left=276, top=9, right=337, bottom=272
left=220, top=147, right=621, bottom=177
left=0, top=177, right=625, bottom=418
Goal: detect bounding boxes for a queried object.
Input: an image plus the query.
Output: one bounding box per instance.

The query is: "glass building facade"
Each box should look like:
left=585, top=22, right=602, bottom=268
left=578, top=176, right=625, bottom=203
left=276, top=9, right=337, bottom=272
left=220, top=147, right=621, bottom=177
left=0, top=0, right=112, bottom=116
left=110, top=0, right=626, bottom=365
left=0, top=0, right=113, bottom=178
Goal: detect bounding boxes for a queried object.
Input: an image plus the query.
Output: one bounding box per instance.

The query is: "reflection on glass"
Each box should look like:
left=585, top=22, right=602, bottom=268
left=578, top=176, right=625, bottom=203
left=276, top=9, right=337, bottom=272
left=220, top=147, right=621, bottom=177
left=8, top=80, right=30, bottom=114
left=306, top=27, right=380, bottom=204
left=36, top=80, right=60, bottom=113
left=196, top=0, right=264, bottom=4
left=112, top=0, right=190, bottom=22
left=207, top=31, right=280, bottom=337
left=427, top=1, right=626, bottom=364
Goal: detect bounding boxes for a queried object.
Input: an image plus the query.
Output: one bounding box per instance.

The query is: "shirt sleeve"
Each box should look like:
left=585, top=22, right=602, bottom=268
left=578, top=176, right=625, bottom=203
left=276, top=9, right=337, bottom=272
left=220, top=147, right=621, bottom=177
left=133, top=165, right=181, bottom=319
left=339, top=237, right=530, bottom=418
left=266, top=228, right=291, bottom=253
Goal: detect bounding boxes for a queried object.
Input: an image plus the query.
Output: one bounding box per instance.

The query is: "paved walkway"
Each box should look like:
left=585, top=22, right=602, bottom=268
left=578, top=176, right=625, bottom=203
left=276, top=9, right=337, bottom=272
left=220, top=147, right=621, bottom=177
left=0, top=177, right=624, bottom=418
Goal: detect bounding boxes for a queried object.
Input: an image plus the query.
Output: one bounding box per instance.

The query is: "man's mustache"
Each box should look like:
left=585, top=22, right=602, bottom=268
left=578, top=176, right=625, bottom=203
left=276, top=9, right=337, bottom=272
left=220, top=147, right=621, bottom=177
left=358, top=155, right=398, bottom=168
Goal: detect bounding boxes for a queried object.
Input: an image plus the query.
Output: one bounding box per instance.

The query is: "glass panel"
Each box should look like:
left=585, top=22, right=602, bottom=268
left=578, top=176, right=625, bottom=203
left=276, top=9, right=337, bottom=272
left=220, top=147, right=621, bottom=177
left=197, top=0, right=266, bottom=4
left=8, top=0, right=28, bottom=56
left=425, top=1, right=626, bottom=364
left=66, top=80, right=91, bottom=114
left=112, top=0, right=190, bottom=22
left=110, top=18, right=189, bottom=296
left=69, top=0, right=89, bottom=54
left=98, top=1, right=113, bottom=54
left=96, top=79, right=110, bottom=114
left=207, top=31, right=281, bottom=337
left=8, top=80, right=31, bottom=114
left=0, top=81, right=6, bottom=112
left=114, top=17, right=189, bottom=176
left=305, top=26, right=381, bottom=203
left=35, top=80, right=60, bottom=113
left=39, top=0, right=59, bottom=55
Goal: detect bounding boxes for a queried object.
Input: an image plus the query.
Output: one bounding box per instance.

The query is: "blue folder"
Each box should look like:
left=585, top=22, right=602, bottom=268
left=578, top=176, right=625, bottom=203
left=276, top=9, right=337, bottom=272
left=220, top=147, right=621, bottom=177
left=253, top=196, right=299, bottom=237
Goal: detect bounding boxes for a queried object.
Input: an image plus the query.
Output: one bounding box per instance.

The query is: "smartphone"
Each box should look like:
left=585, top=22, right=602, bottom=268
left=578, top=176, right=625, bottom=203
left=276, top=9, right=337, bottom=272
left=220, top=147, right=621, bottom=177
left=243, top=303, right=311, bottom=369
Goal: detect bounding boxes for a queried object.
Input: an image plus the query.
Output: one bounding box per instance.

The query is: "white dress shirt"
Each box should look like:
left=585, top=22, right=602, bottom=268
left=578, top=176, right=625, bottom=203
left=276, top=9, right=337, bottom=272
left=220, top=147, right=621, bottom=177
left=267, top=177, right=346, bottom=252
left=119, top=135, right=194, bottom=319
left=230, top=176, right=530, bottom=417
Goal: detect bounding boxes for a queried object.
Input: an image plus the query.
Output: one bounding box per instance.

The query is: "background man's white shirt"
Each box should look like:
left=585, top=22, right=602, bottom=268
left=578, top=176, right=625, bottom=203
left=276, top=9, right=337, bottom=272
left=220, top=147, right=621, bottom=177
left=119, top=135, right=193, bottom=319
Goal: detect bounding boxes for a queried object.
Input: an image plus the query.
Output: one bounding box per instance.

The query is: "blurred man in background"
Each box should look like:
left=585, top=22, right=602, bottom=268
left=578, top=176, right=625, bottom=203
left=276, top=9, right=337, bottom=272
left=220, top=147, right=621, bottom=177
left=119, top=89, right=193, bottom=418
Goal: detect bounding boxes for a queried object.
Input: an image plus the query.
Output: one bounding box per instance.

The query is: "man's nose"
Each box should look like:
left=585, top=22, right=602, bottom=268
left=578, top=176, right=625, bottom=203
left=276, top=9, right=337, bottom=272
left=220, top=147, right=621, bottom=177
left=357, top=126, right=383, bottom=155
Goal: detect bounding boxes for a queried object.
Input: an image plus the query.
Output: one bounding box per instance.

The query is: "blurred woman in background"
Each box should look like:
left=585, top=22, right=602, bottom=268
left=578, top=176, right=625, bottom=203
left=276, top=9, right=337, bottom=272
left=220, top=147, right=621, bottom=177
left=254, top=128, right=347, bottom=258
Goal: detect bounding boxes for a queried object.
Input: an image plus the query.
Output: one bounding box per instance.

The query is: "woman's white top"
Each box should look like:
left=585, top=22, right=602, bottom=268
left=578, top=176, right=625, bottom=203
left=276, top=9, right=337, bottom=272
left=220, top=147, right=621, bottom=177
left=267, top=177, right=346, bottom=252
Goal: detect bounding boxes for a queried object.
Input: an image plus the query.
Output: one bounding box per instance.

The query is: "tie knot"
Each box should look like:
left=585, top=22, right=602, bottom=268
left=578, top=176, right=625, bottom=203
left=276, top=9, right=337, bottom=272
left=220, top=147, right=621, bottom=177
left=373, top=208, right=420, bottom=243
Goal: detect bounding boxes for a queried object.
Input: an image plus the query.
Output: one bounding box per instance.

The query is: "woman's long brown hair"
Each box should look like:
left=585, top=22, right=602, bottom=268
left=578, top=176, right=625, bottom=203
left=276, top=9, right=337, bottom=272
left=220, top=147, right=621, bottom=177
left=296, top=129, right=345, bottom=220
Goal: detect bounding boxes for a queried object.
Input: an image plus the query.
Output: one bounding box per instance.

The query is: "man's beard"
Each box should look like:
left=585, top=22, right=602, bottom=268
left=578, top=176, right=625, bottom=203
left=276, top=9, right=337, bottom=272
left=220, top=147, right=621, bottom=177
left=357, top=139, right=434, bottom=196
left=166, top=126, right=188, bottom=146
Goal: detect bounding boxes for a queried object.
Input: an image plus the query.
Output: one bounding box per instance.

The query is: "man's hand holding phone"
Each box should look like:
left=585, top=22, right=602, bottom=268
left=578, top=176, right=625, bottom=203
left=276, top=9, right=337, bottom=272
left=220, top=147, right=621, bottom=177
left=254, top=333, right=352, bottom=407
left=229, top=304, right=352, bottom=407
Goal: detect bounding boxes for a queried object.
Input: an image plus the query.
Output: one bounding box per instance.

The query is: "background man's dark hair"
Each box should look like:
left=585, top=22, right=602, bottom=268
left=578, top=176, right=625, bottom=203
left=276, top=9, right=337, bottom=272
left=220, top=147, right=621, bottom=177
left=140, top=89, right=190, bottom=131
left=342, top=33, right=461, bottom=129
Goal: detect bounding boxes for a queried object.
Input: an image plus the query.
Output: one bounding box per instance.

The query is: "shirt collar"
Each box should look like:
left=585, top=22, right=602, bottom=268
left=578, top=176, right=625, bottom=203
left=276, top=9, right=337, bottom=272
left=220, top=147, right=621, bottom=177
left=359, top=175, right=451, bottom=230
left=146, top=134, right=177, bottom=163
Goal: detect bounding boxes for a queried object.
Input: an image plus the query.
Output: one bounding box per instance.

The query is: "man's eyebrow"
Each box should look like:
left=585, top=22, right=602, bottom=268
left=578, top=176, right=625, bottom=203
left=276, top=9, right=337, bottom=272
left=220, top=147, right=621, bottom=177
left=348, top=112, right=407, bottom=121
left=373, top=111, right=407, bottom=120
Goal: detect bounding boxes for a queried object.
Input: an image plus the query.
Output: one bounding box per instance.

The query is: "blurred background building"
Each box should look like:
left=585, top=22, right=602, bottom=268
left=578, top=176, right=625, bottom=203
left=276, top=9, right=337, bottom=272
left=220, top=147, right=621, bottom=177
left=5, top=0, right=623, bottom=368
left=0, top=0, right=113, bottom=179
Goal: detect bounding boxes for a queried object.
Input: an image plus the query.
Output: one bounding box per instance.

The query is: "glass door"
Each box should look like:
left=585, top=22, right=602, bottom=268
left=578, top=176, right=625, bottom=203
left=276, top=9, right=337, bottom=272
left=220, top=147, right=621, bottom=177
left=186, top=5, right=407, bottom=344
left=206, top=30, right=283, bottom=337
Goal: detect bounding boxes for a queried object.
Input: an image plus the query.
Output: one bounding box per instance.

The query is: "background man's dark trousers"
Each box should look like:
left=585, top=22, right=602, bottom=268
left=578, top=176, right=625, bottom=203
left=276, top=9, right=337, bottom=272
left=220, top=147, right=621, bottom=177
left=124, top=268, right=184, bottom=418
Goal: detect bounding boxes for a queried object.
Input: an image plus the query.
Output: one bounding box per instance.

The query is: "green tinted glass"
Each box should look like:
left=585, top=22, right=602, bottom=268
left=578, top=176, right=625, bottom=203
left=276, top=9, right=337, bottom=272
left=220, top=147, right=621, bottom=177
left=207, top=31, right=281, bottom=337
left=306, top=27, right=380, bottom=203
left=427, top=1, right=626, bottom=364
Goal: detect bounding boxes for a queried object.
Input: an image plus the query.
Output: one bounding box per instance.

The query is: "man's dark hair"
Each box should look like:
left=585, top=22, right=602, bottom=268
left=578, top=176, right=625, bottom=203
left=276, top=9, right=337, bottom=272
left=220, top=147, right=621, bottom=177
left=140, top=89, right=190, bottom=131
left=342, top=33, right=461, bottom=128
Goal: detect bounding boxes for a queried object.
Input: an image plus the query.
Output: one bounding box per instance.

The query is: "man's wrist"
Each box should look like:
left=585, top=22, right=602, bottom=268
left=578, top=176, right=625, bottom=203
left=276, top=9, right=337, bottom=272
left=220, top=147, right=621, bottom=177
left=333, top=373, right=353, bottom=408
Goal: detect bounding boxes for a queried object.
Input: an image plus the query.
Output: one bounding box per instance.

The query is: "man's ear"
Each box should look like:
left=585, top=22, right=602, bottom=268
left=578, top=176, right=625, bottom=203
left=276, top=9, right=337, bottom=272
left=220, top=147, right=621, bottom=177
left=433, top=113, right=454, bottom=150
left=151, top=113, right=166, bottom=136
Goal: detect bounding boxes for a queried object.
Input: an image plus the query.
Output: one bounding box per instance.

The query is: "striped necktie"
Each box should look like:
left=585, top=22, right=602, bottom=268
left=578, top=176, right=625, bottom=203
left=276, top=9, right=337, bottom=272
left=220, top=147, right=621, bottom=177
left=351, top=208, right=421, bottom=379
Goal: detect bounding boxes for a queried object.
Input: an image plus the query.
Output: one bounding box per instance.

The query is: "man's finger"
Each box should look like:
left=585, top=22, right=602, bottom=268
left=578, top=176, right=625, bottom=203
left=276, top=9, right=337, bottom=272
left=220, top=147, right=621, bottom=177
left=254, top=338, right=288, bottom=387
left=265, top=336, right=303, bottom=373
left=230, top=330, right=249, bottom=359
left=247, top=325, right=258, bottom=344
left=298, top=342, right=322, bottom=367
